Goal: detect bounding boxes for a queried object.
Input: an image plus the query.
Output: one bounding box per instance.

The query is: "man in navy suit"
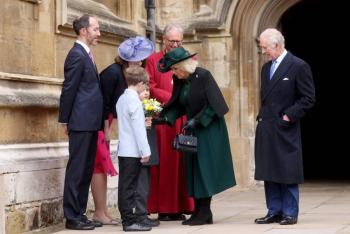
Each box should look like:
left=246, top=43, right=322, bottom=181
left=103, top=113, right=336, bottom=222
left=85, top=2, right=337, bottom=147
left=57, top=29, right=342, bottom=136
left=58, top=14, right=103, bottom=230
left=254, top=28, right=315, bottom=225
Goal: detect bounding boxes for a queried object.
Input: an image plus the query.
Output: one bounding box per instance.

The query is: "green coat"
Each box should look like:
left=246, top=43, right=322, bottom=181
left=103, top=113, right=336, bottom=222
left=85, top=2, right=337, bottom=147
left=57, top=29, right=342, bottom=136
left=163, top=67, right=236, bottom=198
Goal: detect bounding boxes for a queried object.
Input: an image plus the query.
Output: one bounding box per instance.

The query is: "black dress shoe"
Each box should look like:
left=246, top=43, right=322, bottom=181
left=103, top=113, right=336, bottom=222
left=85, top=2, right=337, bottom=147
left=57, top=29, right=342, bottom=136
left=65, top=220, right=95, bottom=230
left=123, top=223, right=152, bottom=232
left=254, top=214, right=282, bottom=224
left=81, top=215, right=103, bottom=227
left=280, top=216, right=298, bottom=225
left=86, top=219, right=103, bottom=227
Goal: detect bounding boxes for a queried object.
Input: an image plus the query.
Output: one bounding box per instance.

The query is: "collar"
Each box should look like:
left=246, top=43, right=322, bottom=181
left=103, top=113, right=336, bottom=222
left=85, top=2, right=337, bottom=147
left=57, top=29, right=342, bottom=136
left=125, top=88, right=139, bottom=98
left=76, top=40, right=90, bottom=54
left=275, top=49, right=287, bottom=64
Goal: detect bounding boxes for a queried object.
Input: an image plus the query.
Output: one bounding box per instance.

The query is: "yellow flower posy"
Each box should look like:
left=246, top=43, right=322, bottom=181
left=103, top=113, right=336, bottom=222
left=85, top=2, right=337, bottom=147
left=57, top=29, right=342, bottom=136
left=142, top=98, right=163, bottom=117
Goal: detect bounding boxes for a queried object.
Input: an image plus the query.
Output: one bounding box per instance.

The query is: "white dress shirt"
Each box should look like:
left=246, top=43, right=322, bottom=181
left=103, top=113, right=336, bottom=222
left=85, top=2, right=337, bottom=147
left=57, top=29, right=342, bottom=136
left=75, top=40, right=90, bottom=54
left=116, top=89, right=151, bottom=158
left=273, top=49, right=288, bottom=72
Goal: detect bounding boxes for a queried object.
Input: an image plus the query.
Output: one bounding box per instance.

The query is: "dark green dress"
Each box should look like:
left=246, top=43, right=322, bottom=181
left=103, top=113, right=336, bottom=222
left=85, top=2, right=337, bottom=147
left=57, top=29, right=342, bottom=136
left=165, top=75, right=236, bottom=198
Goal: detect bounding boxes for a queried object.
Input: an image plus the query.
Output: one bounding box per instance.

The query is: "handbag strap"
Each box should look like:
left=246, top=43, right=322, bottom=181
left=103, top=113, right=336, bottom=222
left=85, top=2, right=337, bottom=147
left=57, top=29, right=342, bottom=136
left=181, top=127, right=194, bottom=136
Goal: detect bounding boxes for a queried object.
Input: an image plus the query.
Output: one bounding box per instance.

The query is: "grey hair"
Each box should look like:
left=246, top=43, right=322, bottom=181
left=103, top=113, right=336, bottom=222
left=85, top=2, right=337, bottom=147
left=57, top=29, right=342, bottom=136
left=163, top=23, right=184, bottom=36
left=260, top=28, right=285, bottom=48
left=172, top=58, right=198, bottom=74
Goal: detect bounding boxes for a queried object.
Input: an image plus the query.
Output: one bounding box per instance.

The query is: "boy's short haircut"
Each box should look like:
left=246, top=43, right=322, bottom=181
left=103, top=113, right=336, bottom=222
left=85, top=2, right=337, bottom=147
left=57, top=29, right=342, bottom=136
left=124, top=66, right=149, bottom=86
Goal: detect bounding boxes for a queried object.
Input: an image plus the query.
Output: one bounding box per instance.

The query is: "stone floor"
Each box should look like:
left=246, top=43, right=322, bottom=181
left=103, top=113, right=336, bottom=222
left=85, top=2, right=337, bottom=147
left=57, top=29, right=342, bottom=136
left=51, top=181, right=350, bottom=234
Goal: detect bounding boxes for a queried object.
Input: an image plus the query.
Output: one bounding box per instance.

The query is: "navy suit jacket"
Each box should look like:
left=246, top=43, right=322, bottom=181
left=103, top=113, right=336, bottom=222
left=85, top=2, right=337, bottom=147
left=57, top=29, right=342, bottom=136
left=58, top=43, right=103, bottom=131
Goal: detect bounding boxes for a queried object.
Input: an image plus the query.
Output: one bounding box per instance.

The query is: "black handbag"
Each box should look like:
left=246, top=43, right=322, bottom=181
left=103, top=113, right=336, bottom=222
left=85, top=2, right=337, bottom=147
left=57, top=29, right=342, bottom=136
left=172, top=129, right=197, bottom=153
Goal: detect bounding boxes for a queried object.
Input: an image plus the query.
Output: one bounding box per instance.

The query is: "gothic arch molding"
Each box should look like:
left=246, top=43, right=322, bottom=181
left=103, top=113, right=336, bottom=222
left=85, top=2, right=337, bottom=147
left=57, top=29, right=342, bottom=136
left=227, top=0, right=302, bottom=185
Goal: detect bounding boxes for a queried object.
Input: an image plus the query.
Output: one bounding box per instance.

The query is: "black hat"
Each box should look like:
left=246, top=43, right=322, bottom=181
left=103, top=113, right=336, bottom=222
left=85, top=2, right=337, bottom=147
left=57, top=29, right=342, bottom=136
left=157, top=47, right=196, bottom=73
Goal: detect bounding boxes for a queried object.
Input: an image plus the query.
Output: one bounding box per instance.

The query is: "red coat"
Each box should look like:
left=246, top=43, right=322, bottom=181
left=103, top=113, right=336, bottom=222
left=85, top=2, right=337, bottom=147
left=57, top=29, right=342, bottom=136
left=145, top=51, right=194, bottom=213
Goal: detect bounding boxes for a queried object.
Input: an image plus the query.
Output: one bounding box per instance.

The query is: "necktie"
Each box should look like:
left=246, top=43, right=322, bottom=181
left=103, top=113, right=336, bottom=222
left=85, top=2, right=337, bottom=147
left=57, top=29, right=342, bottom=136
left=89, top=51, right=95, bottom=64
left=269, top=60, right=277, bottom=80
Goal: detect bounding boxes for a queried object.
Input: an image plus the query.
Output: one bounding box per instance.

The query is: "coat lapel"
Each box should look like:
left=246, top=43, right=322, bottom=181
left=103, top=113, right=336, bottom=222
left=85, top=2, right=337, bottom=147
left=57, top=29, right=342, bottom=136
left=262, top=52, right=293, bottom=102
left=74, top=43, right=100, bottom=78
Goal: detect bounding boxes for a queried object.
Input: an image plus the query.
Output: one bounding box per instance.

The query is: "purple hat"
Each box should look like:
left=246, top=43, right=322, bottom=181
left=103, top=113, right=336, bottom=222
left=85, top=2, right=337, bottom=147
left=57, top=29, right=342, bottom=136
left=118, top=36, right=154, bottom=62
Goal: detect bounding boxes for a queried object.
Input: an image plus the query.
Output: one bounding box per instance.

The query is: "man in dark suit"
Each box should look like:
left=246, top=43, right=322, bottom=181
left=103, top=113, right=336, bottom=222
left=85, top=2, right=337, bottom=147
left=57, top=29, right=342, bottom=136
left=58, top=14, right=103, bottom=230
left=254, top=28, right=315, bottom=225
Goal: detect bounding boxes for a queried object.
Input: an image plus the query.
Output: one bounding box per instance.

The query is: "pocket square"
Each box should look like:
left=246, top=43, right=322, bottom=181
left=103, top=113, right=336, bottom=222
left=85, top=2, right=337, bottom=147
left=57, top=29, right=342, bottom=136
left=282, top=77, right=289, bottom=80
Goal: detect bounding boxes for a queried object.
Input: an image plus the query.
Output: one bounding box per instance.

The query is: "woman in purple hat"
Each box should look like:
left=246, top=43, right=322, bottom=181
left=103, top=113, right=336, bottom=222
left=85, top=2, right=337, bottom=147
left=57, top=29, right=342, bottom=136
left=91, top=36, right=156, bottom=226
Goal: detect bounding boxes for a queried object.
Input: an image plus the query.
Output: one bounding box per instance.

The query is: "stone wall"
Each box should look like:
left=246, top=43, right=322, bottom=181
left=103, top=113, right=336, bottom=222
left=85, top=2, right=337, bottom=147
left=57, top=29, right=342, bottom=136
left=0, top=141, right=118, bottom=233
left=0, top=0, right=296, bottom=232
left=0, top=0, right=243, bottom=232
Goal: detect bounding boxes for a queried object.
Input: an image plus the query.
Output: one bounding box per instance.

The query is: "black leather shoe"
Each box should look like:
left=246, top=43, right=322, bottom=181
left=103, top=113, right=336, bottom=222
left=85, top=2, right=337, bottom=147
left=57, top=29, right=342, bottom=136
left=254, top=214, right=282, bottom=224
left=140, top=218, right=160, bottom=227
left=188, top=214, right=213, bottom=226
left=158, top=214, right=186, bottom=221
left=86, top=219, right=103, bottom=227
left=80, top=215, right=103, bottom=227
left=182, top=214, right=197, bottom=225
left=65, top=220, right=95, bottom=230
left=280, top=216, right=298, bottom=225
left=123, top=223, right=152, bottom=231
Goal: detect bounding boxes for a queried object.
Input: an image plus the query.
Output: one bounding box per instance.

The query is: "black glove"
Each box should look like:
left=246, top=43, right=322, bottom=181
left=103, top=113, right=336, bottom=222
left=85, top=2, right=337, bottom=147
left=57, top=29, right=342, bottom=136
left=184, top=118, right=199, bottom=131
left=152, top=116, right=168, bottom=125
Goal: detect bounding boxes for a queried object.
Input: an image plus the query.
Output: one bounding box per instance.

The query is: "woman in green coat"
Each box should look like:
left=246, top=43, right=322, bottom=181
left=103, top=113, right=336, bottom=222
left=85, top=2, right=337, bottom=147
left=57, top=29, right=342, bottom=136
left=155, top=47, right=236, bottom=226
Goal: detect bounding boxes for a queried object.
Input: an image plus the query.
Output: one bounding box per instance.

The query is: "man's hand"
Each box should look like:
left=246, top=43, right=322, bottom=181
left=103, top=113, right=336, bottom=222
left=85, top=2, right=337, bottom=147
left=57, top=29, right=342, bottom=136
left=61, top=123, right=68, bottom=135
left=282, top=114, right=290, bottom=122
left=140, top=156, right=150, bottom=164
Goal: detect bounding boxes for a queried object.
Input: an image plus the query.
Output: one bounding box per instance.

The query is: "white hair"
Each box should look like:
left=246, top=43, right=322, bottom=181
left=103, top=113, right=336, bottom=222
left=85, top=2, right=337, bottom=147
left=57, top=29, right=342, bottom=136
left=260, top=28, right=285, bottom=48
left=172, top=58, right=198, bottom=74
left=163, top=23, right=184, bottom=36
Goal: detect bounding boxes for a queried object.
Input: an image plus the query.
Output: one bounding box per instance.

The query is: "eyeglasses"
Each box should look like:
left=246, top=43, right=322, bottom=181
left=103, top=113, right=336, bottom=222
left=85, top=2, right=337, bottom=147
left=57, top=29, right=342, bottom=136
left=166, top=39, right=182, bottom=45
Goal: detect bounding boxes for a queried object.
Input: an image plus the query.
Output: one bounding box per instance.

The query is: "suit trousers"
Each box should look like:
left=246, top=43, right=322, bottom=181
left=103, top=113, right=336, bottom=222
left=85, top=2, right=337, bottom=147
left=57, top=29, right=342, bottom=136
left=134, top=166, right=150, bottom=221
left=118, top=157, right=142, bottom=227
left=63, top=131, right=98, bottom=221
left=264, top=181, right=299, bottom=217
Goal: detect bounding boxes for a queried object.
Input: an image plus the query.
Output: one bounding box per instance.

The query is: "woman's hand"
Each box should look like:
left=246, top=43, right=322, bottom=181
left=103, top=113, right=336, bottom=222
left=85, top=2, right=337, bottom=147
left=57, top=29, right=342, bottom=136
left=104, top=122, right=110, bottom=142
left=184, top=118, right=199, bottom=130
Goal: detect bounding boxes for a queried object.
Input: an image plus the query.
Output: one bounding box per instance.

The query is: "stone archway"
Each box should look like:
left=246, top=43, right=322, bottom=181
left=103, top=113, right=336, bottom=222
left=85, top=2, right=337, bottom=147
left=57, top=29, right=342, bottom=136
left=280, top=1, right=350, bottom=180
left=226, top=0, right=302, bottom=186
